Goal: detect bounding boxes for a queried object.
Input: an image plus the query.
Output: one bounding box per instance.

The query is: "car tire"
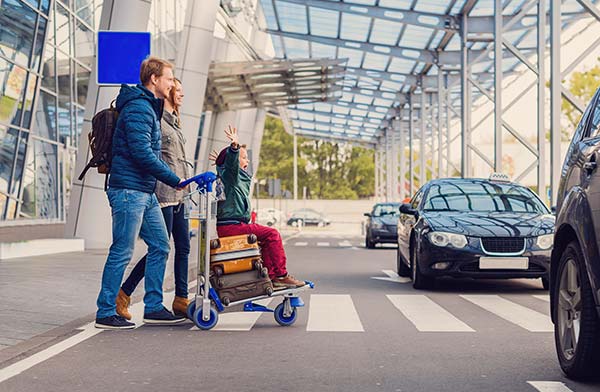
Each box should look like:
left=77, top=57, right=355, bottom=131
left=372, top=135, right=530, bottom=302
left=553, top=241, right=600, bottom=380
left=541, top=275, right=550, bottom=291
left=365, top=235, right=375, bottom=249
left=411, top=243, right=434, bottom=290
left=397, top=249, right=411, bottom=277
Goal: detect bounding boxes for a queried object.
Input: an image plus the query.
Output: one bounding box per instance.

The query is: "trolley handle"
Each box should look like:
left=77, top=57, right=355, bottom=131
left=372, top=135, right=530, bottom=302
left=179, top=171, right=218, bottom=193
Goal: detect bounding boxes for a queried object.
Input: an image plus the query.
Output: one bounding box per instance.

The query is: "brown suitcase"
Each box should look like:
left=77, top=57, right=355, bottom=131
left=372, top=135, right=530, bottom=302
left=211, top=256, right=262, bottom=276
left=211, top=269, right=273, bottom=306
left=210, top=234, right=261, bottom=262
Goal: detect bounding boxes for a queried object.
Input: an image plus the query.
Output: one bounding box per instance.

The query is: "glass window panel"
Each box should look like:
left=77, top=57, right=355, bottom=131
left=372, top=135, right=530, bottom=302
left=309, top=8, right=338, bottom=38
left=46, top=3, right=55, bottom=45
left=74, top=20, right=94, bottom=68
left=75, top=63, right=89, bottom=106
left=340, top=13, right=371, bottom=41
left=41, top=45, right=56, bottom=91
left=21, top=138, right=58, bottom=219
left=32, top=15, right=48, bottom=70
left=0, top=125, right=17, bottom=196
left=22, top=75, right=38, bottom=128
left=0, top=59, right=28, bottom=125
left=74, top=0, right=95, bottom=26
left=24, top=0, right=40, bottom=9
left=10, top=129, right=28, bottom=196
left=75, top=104, right=84, bottom=141
left=0, top=0, right=37, bottom=67
left=55, top=3, right=71, bottom=56
left=41, top=0, right=50, bottom=14
left=275, top=1, right=307, bottom=34
left=33, top=89, right=57, bottom=141
left=62, top=147, right=76, bottom=213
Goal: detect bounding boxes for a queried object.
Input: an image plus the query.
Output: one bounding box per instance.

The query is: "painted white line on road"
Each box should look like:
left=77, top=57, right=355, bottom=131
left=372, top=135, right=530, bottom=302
left=533, top=295, right=550, bottom=302
left=461, top=295, right=553, bottom=332
left=527, top=381, right=574, bottom=392
left=338, top=241, right=353, bottom=247
left=387, top=295, right=475, bottom=332
left=189, top=299, right=273, bottom=331
left=307, top=295, right=364, bottom=332
left=294, top=242, right=308, bottom=247
left=317, top=242, right=330, bottom=247
left=0, top=323, right=102, bottom=383
left=371, top=270, right=411, bottom=284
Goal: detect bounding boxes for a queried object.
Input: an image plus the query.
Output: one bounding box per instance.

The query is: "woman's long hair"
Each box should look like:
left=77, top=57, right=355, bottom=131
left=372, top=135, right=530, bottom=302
left=168, top=77, right=182, bottom=124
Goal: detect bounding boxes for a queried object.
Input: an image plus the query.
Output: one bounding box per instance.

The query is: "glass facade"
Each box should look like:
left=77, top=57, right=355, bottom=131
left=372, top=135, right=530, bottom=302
left=0, top=0, right=102, bottom=222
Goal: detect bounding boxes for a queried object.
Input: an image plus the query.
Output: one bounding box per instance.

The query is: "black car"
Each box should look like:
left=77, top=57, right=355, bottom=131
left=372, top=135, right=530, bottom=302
left=397, top=176, right=554, bottom=290
left=364, top=203, right=400, bottom=248
left=287, top=208, right=331, bottom=227
left=551, top=87, right=600, bottom=380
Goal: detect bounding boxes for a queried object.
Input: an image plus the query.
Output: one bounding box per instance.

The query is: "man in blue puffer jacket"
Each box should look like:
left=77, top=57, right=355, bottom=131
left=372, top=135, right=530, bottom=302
left=95, top=57, right=187, bottom=329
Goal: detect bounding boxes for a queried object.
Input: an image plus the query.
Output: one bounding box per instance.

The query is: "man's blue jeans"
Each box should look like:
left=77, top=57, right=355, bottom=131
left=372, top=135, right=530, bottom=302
left=96, top=188, right=170, bottom=319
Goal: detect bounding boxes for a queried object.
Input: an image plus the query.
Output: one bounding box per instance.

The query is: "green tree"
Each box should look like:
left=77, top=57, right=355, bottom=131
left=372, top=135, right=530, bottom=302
left=562, top=63, right=600, bottom=138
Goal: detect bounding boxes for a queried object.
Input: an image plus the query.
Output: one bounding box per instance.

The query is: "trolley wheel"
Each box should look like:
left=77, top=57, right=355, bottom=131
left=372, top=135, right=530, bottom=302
left=274, top=303, right=297, bottom=326
left=247, top=234, right=258, bottom=244
left=186, top=300, right=197, bottom=320
left=222, top=296, right=231, bottom=306
left=253, top=259, right=262, bottom=270
left=260, top=267, right=269, bottom=278
left=210, top=239, right=220, bottom=249
left=216, top=278, right=224, bottom=288
left=192, top=306, right=218, bottom=330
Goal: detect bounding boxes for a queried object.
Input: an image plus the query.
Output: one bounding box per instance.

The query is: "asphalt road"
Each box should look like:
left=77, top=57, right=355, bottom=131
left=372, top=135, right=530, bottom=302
left=2, top=232, right=599, bottom=392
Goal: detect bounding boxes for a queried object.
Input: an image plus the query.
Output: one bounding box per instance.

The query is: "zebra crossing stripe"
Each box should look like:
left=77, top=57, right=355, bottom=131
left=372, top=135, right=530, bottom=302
left=527, top=381, right=574, bottom=392
left=339, top=241, right=353, bottom=247
left=387, top=295, right=475, bottom=332
left=307, top=294, right=364, bottom=332
left=294, top=242, right=308, bottom=247
left=200, top=299, right=274, bottom=331
left=533, top=295, right=550, bottom=302
left=317, top=242, right=330, bottom=247
left=461, top=295, right=553, bottom=332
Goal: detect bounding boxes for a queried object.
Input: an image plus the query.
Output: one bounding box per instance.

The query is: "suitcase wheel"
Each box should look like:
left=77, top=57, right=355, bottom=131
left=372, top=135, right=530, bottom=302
left=253, top=259, right=263, bottom=270
left=213, top=266, right=224, bottom=277
left=221, top=296, right=231, bottom=306
left=260, top=267, right=269, bottom=278
left=210, top=239, right=220, bottom=249
left=247, top=234, right=257, bottom=244
left=216, top=277, right=224, bottom=288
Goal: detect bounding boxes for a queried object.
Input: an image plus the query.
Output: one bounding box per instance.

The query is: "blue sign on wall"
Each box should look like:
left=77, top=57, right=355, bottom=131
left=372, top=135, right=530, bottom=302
left=97, top=31, right=151, bottom=85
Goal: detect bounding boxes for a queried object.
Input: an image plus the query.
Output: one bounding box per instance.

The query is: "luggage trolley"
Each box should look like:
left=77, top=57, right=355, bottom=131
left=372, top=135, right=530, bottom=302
left=181, top=172, right=314, bottom=330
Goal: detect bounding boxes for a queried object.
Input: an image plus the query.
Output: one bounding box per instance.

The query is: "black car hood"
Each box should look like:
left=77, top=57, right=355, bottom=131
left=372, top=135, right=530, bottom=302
left=423, top=211, right=555, bottom=237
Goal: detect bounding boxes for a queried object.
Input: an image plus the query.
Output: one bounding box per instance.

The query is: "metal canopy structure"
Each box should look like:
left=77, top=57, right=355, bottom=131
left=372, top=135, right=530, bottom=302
left=204, top=58, right=346, bottom=111
left=258, top=0, right=600, bottom=205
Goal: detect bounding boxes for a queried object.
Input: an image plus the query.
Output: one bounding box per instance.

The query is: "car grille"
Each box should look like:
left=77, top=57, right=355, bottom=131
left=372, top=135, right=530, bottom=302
left=385, top=225, right=397, bottom=233
left=480, top=237, right=525, bottom=254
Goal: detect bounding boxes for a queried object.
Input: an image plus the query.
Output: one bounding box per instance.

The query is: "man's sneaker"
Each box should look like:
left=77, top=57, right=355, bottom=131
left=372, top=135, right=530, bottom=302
left=95, top=315, right=135, bottom=330
left=143, top=306, right=187, bottom=325
left=272, top=274, right=306, bottom=289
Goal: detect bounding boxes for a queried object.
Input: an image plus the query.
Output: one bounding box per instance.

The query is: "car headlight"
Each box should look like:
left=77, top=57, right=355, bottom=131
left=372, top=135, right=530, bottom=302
left=427, top=232, right=468, bottom=248
left=535, top=234, right=554, bottom=250
left=372, top=222, right=383, bottom=229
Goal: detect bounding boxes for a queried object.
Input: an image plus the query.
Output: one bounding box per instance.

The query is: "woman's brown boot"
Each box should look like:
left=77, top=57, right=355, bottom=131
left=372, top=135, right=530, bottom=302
left=116, top=289, right=132, bottom=320
left=172, top=296, right=191, bottom=317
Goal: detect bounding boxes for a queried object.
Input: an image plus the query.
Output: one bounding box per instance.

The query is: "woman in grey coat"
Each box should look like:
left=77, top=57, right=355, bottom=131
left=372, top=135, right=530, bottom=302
left=117, top=78, right=193, bottom=318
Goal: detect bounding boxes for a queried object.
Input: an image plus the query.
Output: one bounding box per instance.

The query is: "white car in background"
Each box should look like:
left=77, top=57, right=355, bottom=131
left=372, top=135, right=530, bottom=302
left=256, top=208, right=284, bottom=226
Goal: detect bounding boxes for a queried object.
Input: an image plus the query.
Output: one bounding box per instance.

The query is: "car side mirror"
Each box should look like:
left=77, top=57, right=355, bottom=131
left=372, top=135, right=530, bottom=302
left=399, top=203, right=418, bottom=216
left=364, top=213, right=371, bottom=217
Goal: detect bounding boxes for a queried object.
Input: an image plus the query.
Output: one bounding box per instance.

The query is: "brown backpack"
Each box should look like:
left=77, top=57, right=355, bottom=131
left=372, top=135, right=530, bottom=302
left=78, top=101, right=118, bottom=188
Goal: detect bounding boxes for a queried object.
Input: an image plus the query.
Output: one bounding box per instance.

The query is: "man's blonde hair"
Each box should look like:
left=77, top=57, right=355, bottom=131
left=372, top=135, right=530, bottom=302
left=140, top=57, right=173, bottom=85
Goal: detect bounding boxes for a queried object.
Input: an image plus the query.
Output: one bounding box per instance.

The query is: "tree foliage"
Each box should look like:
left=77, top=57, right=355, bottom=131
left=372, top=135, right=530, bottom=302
left=563, top=63, right=600, bottom=137
left=257, top=116, right=374, bottom=199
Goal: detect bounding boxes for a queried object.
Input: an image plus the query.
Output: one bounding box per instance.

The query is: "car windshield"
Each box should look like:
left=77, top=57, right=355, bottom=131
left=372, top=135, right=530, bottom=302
left=422, top=181, right=549, bottom=214
left=373, top=205, right=399, bottom=216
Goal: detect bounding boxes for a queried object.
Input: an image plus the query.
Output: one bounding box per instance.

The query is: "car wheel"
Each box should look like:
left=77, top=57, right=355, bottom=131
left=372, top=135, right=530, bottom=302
left=317, top=221, right=324, bottom=227
left=397, top=248, right=411, bottom=277
left=541, top=275, right=550, bottom=290
left=553, top=241, right=600, bottom=380
left=411, top=243, right=434, bottom=290
left=365, top=235, right=375, bottom=249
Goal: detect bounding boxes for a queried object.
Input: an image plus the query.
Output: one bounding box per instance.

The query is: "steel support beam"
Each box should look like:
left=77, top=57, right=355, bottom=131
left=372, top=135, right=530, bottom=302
left=438, top=69, right=444, bottom=178
left=550, top=0, right=561, bottom=206
left=538, top=0, right=547, bottom=203
left=396, top=114, right=406, bottom=199
left=420, top=90, right=426, bottom=186
left=460, top=14, right=471, bottom=178
left=494, top=0, right=503, bottom=172
left=409, top=94, right=414, bottom=195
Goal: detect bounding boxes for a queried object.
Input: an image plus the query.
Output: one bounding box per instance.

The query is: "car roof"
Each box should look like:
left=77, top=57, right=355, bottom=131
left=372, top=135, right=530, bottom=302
left=427, top=177, right=523, bottom=188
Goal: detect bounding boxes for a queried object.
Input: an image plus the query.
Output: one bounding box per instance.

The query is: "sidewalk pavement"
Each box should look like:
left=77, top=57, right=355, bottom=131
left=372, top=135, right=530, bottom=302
left=0, top=229, right=305, bottom=367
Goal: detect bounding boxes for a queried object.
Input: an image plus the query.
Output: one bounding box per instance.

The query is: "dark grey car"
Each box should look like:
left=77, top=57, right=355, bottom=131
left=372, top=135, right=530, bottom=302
left=552, top=87, right=600, bottom=380
left=364, top=203, right=400, bottom=248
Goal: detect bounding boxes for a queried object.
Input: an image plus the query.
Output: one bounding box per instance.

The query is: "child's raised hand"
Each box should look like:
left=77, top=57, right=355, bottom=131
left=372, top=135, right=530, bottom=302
left=224, top=125, right=239, bottom=146
left=208, top=149, right=219, bottom=166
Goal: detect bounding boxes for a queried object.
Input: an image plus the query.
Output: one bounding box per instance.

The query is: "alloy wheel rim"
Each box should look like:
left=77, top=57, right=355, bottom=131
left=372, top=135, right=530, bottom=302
left=557, top=258, right=582, bottom=361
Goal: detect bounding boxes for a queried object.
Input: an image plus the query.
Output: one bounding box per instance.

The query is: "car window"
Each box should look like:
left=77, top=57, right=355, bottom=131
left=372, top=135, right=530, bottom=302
left=411, top=190, right=424, bottom=209
left=373, top=204, right=399, bottom=216
left=422, top=181, right=548, bottom=214
left=582, top=89, right=600, bottom=139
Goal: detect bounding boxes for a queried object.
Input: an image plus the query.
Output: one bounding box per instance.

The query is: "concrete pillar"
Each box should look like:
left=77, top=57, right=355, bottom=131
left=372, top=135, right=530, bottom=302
left=65, top=0, right=154, bottom=249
